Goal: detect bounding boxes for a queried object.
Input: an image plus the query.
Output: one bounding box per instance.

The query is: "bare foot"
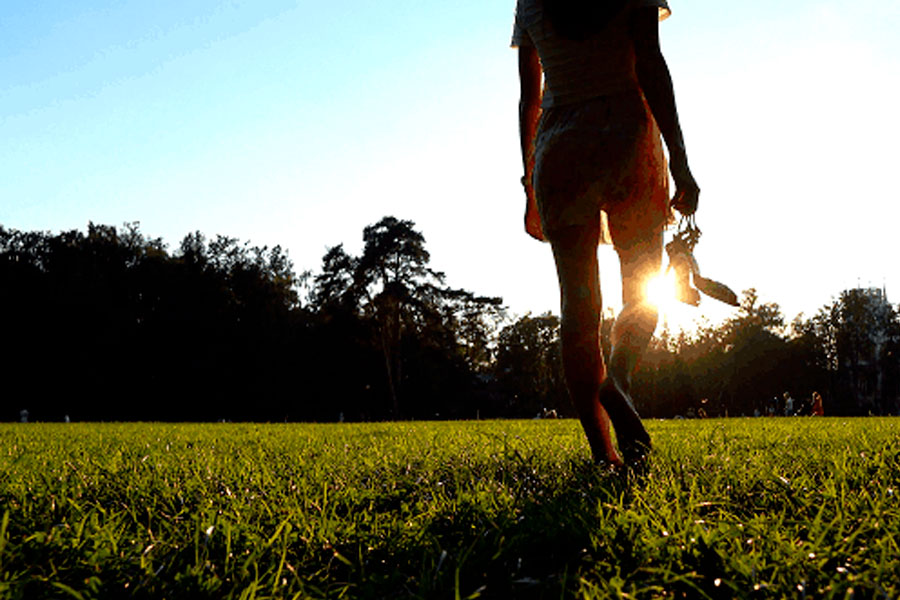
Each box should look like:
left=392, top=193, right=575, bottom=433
left=596, top=452, right=624, bottom=469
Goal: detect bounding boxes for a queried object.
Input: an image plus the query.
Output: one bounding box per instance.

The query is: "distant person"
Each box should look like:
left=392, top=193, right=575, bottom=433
left=512, top=0, right=699, bottom=465
left=811, top=391, right=824, bottom=416
left=796, top=394, right=811, bottom=416
left=698, top=397, right=709, bottom=418
left=783, top=392, right=794, bottom=416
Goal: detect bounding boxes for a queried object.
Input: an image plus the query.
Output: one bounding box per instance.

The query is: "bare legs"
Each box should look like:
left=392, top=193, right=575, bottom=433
left=551, top=222, right=620, bottom=464
left=610, top=235, right=663, bottom=389
left=551, top=224, right=662, bottom=465
left=605, top=232, right=662, bottom=459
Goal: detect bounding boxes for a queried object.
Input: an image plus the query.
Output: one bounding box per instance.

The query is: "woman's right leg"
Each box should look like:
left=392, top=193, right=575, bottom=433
left=550, top=223, right=621, bottom=465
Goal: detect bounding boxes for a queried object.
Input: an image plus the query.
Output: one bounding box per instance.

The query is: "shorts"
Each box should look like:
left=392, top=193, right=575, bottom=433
left=529, top=89, right=672, bottom=249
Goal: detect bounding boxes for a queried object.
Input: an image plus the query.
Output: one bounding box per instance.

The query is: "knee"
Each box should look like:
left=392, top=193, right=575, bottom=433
left=614, top=301, right=658, bottom=339
left=621, top=300, right=657, bottom=321
left=621, top=274, right=659, bottom=307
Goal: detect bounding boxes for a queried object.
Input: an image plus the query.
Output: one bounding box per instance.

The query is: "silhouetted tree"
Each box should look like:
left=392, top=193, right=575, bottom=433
left=439, top=287, right=505, bottom=374
left=714, top=289, right=792, bottom=415
left=495, top=313, right=567, bottom=417
left=795, top=288, right=900, bottom=415
left=312, top=244, right=358, bottom=314
left=0, top=222, right=306, bottom=421
left=10, top=216, right=897, bottom=423
left=633, top=329, right=699, bottom=418
left=307, top=217, right=507, bottom=420
left=352, top=217, right=448, bottom=417
left=632, top=290, right=792, bottom=417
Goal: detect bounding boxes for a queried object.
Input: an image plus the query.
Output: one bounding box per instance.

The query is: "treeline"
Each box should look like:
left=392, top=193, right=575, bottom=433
left=1, top=218, right=505, bottom=421
left=632, top=287, right=900, bottom=418
left=2, top=218, right=898, bottom=421
left=1, top=223, right=303, bottom=421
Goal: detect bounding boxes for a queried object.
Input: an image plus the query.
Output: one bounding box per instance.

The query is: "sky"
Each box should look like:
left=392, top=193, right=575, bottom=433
left=3, top=0, right=899, bottom=332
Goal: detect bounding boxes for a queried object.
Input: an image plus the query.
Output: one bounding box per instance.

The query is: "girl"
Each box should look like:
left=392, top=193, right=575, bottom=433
left=512, top=0, right=700, bottom=465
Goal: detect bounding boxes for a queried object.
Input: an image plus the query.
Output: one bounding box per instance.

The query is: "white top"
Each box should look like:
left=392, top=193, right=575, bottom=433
left=511, top=0, right=671, bottom=108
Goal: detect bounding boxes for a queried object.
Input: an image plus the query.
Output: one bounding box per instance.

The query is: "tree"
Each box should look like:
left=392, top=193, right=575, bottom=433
left=633, top=327, right=703, bottom=418
left=0, top=222, right=309, bottom=421
left=306, top=216, right=508, bottom=420
left=439, top=287, right=505, bottom=374
left=495, top=313, right=567, bottom=417
left=353, top=217, right=449, bottom=417
left=631, top=289, right=792, bottom=418
left=715, top=289, right=792, bottom=415
left=797, top=288, right=900, bottom=415
left=311, top=244, right=358, bottom=314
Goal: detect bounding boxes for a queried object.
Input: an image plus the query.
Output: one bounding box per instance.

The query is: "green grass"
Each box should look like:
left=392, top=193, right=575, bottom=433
left=1, top=418, right=898, bottom=599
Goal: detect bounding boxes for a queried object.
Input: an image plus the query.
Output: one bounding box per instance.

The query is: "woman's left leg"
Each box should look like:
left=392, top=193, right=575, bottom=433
left=602, top=227, right=663, bottom=458
left=609, top=230, right=663, bottom=393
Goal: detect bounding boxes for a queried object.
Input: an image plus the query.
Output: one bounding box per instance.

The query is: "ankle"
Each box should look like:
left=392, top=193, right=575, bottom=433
left=589, top=440, right=623, bottom=466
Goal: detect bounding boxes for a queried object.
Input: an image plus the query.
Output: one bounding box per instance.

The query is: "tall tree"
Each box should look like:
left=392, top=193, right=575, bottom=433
left=0, top=222, right=308, bottom=421
left=353, top=217, right=447, bottom=417
left=306, top=216, right=509, bottom=420
left=716, top=289, right=791, bottom=415
left=311, top=244, right=358, bottom=314
left=797, top=288, right=900, bottom=414
left=439, top=287, right=505, bottom=374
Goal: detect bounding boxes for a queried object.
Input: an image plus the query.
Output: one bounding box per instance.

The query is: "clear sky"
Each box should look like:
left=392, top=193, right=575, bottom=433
left=3, top=1, right=899, bottom=330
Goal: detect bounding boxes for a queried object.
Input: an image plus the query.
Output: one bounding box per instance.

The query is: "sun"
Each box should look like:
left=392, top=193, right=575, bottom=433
left=645, top=269, right=700, bottom=333
left=646, top=269, right=678, bottom=310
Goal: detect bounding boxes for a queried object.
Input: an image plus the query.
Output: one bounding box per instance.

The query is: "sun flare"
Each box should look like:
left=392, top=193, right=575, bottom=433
left=644, top=269, right=702, bottom=333
left=647, top=271, right=728, bottom=333
left=646, top=269, right=678, bottom=310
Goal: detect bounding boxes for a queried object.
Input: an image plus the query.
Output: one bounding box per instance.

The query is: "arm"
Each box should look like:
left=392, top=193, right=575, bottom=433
left=518, top=45, right=545, bottom=239
left=518, top=45, right=542, bottom=183
left=629, top=8, right=699, bottom=215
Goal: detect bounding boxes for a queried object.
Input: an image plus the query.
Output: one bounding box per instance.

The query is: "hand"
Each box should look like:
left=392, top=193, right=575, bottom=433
left=522, top=173, right=545, bottom=241
left=670, top=161, right=699, bottom=216
left=521, top=173, right=534, bottom=196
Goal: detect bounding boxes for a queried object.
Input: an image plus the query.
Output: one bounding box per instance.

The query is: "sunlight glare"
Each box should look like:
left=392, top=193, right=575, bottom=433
left=646, top=269, right=677, bottom=310
left=644, top=269, right=716, bottom=334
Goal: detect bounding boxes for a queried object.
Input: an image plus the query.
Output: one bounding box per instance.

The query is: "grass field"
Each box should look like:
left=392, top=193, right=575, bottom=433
left=1, top=418, right=898, bottom=599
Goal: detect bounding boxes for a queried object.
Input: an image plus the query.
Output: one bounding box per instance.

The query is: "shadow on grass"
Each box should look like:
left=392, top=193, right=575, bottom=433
left=357, top=461, right=641, bottom=599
